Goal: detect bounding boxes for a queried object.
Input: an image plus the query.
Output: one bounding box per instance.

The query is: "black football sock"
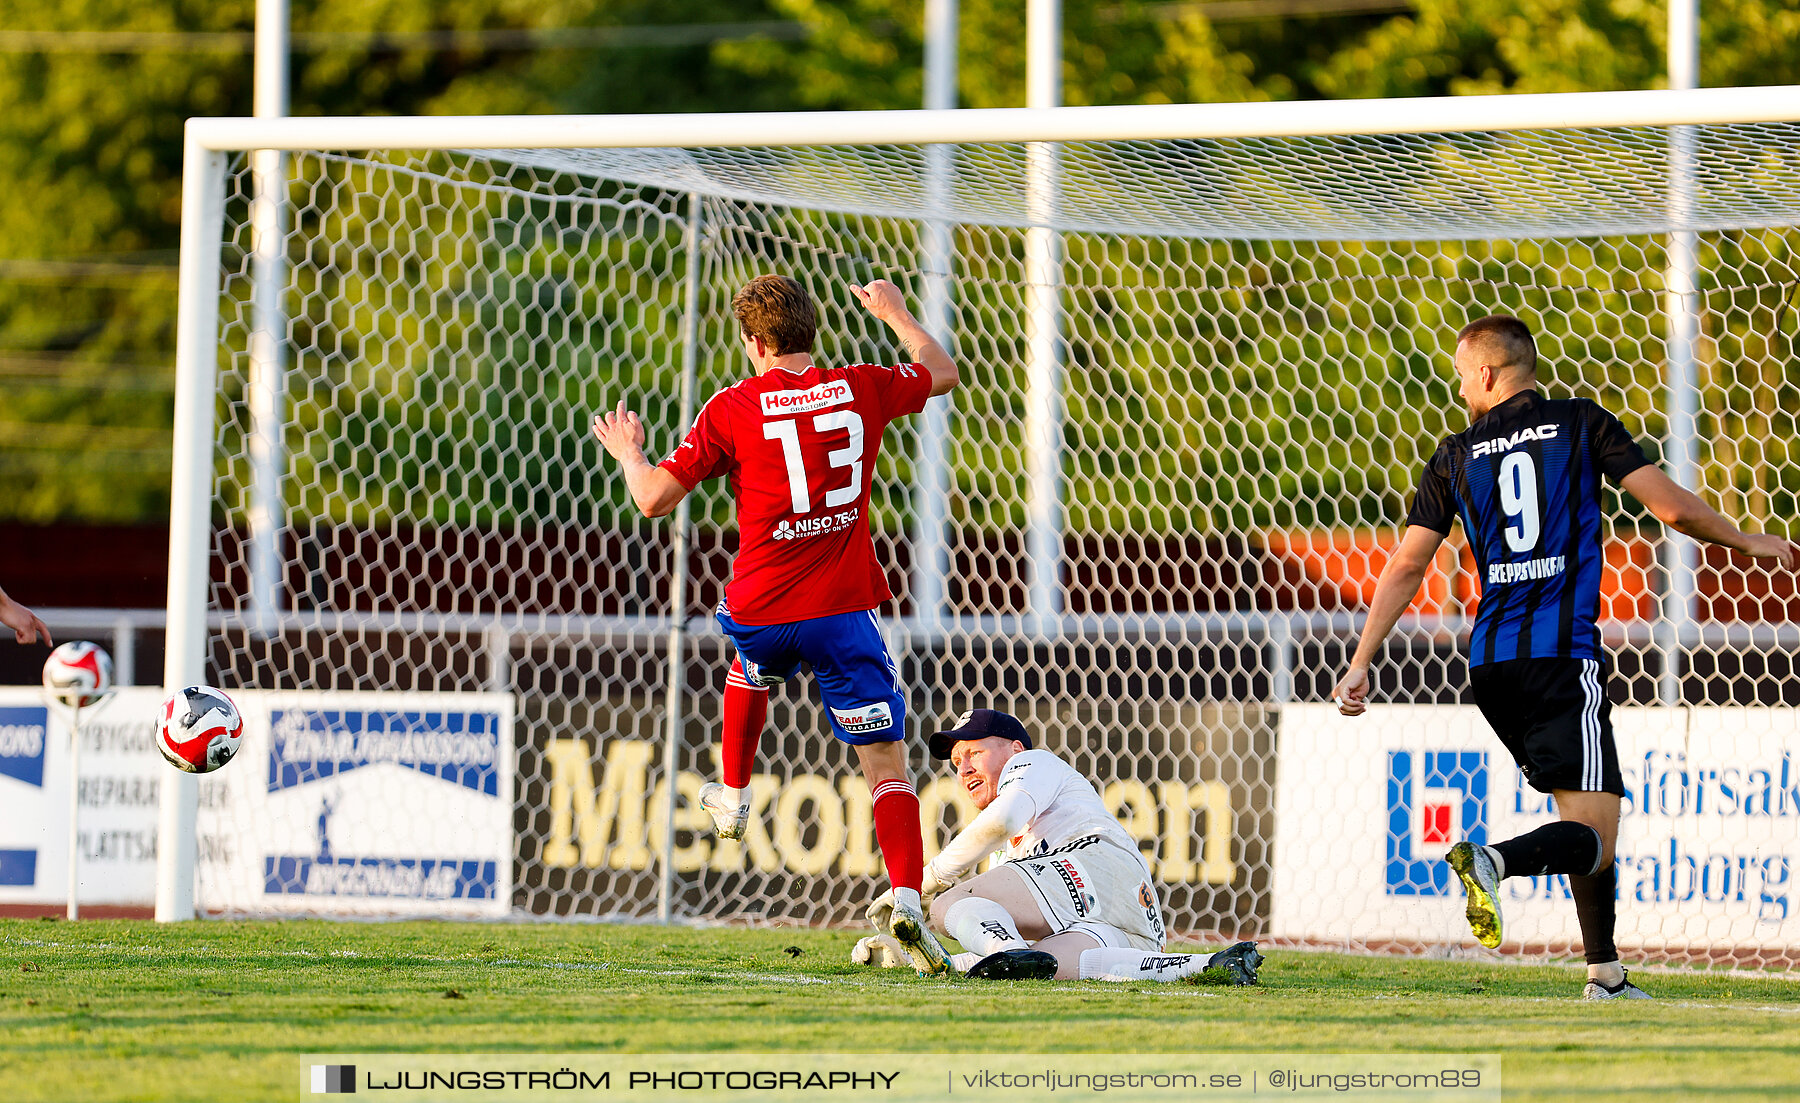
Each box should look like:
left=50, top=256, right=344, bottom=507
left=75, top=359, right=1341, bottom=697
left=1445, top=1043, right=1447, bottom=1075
left=1569, top=862, right=1620, bottom=966
left=1490, top=821, right=1603, bottom=879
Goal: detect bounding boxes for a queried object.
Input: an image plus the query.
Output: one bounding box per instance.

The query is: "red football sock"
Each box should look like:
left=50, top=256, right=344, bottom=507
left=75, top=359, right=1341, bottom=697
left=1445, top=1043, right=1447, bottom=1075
left=870, top=779, right=924, bottom=894
left=720, top=660, right=768, bottom=790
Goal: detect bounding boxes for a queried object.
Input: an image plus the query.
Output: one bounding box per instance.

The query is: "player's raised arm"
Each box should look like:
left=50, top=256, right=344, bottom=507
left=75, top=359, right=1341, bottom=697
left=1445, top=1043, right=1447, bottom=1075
left=591, top=400, right=688, bottom=518
left=850, top=279, right=958, bottom=397
left=1331, top=524, right=1446, bottom=716
left=1619, top=466, right=1798, bottom=569
left=925, top=784, right=1036, bottom=887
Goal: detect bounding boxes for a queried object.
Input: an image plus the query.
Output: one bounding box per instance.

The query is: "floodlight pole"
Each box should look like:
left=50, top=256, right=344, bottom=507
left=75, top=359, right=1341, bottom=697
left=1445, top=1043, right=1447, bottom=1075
left=247, top=0, right=290, bottom=637
left=658, top=193, right=705, bottom=924
left=910, top=0, right=958, bottom=642
left=67, top=706, right=83, bottom=920
left=112, top=615, right=135, bottom=687
left=1023, top=0, right=1064, bottom=637
left=1659, top=0, right=1701, bottom=707
left=52, top=687, right=115, bottom=921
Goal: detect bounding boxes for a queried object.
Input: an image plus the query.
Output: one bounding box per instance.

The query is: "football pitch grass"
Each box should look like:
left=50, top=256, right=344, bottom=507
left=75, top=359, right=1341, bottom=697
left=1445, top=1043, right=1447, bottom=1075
left=2, top=919, right=1797, bottom=1103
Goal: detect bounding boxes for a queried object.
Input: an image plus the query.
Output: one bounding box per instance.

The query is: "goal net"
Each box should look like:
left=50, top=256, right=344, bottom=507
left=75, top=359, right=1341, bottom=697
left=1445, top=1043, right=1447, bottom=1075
left=173, top=95, right=1800, bottom=970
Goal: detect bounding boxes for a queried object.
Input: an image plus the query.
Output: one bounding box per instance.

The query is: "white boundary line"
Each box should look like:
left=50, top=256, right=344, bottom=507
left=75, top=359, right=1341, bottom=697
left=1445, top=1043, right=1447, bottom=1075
left=9, top=934, right=1799, bottom=1000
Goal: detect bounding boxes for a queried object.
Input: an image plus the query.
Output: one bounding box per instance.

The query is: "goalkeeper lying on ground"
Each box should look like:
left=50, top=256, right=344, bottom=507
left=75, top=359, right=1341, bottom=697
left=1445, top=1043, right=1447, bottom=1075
left=860, top=708, right=1261, bottom=984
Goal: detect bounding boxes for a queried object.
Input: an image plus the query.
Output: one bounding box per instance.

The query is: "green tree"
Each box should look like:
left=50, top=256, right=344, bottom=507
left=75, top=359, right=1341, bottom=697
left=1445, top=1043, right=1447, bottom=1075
left=1317, top=0, right=1800, bottom=98
left=10, top=0, right=1800, bottom=531
left=0, top=0, right=783, bottom=522
left=711, top=0, right=1394, bottom=109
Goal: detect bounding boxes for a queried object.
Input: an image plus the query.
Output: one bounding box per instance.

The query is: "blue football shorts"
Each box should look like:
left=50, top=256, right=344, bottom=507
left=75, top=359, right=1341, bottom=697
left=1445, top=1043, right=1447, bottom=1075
left=714, top=604, right=907, bottom=745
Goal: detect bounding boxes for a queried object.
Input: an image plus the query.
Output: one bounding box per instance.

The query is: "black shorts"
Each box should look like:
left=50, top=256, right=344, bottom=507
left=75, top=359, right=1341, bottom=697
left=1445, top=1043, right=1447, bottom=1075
left=1469, top=656, right=1623, bottom=796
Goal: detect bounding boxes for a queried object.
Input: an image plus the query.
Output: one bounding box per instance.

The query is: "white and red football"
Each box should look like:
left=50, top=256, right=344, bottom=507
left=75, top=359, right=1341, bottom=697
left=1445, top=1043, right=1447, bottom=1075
left=156, top=686, right=244, bottom=774
left=42, top=641, right=114, bottom=708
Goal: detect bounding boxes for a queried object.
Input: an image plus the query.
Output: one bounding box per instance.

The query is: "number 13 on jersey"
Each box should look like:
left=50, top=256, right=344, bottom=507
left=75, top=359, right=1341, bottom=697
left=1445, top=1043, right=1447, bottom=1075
left=764, top=412, right=865, bottom=514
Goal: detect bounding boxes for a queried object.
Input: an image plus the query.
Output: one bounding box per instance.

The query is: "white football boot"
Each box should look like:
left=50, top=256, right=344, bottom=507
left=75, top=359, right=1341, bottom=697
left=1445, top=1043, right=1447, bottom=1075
left=1582, top=970, right=1653, bottom=1000
left=697, top=782, right=750, bottom=841
left=887, top=895, right=950, bottom=976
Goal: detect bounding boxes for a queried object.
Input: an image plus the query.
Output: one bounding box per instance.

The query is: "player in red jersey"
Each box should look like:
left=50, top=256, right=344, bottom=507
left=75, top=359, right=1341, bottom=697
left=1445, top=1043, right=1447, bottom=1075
left=592, top=274, right=958, bottom=973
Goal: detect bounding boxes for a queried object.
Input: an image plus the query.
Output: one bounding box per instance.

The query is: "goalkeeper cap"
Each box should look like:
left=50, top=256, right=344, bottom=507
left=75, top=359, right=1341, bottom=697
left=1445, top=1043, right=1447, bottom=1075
left=928, top=708, right=1033, bottom=760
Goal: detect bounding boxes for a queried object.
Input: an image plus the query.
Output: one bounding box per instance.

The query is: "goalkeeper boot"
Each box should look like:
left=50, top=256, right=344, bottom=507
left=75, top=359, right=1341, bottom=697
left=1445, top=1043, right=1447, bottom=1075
left=697, top=782, right=750, bottom=841
left=966, top=948, right=1059, bottom=981
left=1204, top=941, right=1264, bottom=987
left=1582, top=970, right=1653, bottom=1001
left=887, top=896, right=950, bottom=977
left=1447, top=841, right=1504, bottom=949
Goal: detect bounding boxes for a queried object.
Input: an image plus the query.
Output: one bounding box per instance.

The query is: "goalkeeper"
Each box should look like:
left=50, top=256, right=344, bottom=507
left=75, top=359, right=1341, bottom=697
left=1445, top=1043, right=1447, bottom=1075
left=861, top=708, right=1261, bottom=984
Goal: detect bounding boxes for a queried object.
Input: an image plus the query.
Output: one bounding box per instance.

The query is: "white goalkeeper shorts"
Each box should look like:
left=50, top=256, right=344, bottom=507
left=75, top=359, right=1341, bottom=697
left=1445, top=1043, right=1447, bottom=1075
left=1004, top=835, right=1166, bottom=952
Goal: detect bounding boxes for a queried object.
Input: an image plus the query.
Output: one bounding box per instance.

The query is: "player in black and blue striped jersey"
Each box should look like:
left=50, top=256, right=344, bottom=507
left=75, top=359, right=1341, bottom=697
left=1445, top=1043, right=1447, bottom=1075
left=1332, top=314, right=1796, bottom=1000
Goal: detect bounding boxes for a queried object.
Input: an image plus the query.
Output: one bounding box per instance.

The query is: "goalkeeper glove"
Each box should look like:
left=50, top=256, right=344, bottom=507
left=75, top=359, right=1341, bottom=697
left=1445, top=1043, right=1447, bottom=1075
left=920, top=860, right=956, bottom=913
left=850, top=933, right=911, bottom=969
left=867, top=871, right=956, bottom=932
left=863, top=888, right=896, bottom=934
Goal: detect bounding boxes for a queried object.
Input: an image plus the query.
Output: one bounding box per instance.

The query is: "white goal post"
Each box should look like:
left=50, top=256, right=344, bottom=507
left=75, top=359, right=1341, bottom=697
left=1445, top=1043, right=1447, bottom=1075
left=161, top=86, right=1800, bottom=972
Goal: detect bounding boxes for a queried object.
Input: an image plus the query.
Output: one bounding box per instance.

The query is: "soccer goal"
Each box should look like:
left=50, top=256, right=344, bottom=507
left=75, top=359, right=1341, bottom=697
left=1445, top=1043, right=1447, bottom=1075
left=162, top=87, right=1800, bottom=970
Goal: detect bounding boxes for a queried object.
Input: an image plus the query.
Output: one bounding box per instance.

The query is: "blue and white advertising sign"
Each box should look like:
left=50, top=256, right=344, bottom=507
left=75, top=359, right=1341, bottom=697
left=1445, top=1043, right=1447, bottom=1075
left=1384, top=749, right=1489, bottom=898
left=0, top=687, right=168, bottom=906
left=1271, top=703, right=1798, bottom=958
left=196, top=691, right=514, bottom=917
left=0, top=697, right=49, bottom=893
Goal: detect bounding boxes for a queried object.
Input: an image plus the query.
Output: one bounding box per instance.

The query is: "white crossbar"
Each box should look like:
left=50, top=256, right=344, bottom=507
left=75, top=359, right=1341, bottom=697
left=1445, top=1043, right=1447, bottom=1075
left=185, top=84, right=1800, bottom=152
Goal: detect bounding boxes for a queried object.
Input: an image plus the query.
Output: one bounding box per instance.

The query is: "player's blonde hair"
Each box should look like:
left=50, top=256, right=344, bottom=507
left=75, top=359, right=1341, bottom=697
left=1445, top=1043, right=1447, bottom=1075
left=1457, top=314, right=1537, bottom=376
left=732, top=275, right=817, bottom=357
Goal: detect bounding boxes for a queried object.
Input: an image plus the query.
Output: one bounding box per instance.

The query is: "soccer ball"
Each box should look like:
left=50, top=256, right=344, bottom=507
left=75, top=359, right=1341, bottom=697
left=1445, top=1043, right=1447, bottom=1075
left=156, top=686, right=245, bottom=774
left=42, top=641, right=114, bottom=708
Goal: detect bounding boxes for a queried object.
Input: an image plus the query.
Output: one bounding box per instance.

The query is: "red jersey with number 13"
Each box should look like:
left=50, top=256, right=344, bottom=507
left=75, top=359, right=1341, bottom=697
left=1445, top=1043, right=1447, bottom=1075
left=658, top=362, right=932, bottom=626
